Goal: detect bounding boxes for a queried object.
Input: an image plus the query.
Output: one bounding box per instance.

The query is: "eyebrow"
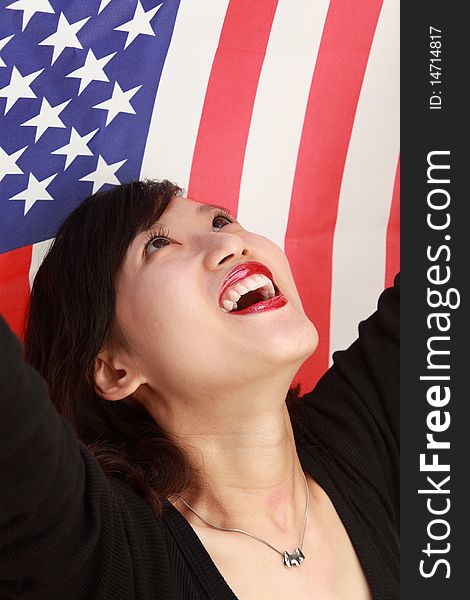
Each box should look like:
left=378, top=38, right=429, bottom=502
left=139, top=202, right=236, bottom=241
left=195, top=202, right=235, bottom=217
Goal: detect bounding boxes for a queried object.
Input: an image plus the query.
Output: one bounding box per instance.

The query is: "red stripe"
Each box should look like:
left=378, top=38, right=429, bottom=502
left=385, top=157, right=400, bottom=287
left=0, top=246, right=32, bottom=341
left=187, top=0, right=277, bottom=211
left=286, top=0, right=384, bottom=393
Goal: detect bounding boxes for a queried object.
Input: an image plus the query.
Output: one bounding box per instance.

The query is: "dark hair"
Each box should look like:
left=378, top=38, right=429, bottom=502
left=24, top=179, right=303, bottom=519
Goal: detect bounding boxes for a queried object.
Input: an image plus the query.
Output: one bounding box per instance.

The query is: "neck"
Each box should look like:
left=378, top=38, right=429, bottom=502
left=144, top=377, right=311, bottom=536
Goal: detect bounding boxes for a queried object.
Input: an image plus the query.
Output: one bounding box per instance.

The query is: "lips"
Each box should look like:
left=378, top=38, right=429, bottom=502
left=218, top=260, right=280, bottom=306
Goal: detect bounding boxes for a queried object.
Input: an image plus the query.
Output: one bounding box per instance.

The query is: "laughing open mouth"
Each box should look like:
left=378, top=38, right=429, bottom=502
left=218, top=261, right=285, bottom=314
left=230, top=283, right=281, bottom=312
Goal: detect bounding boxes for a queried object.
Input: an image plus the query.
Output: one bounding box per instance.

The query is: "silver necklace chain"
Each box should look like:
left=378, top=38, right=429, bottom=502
left=178, top=470, right=309, bottom=568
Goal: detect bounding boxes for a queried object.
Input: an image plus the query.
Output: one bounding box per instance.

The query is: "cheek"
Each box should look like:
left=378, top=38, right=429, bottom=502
left=126, top=274, right=185, bottom=334
left=253, top=235, right=302, bottom=297
left=117, top=272, right=216, bottom=362
left=121, top=288, right=231, bottom=393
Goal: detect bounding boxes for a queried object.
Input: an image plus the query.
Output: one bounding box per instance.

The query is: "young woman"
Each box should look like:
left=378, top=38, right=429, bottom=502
left=0, top=179, right=399, bottom=600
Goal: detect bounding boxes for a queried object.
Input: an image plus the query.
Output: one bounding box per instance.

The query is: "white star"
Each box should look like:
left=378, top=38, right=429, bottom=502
left=79, top=155, right=126, bottom=194
left=52, top=126, right=99, bottom=169
left=114, top=1, right=163, bottom=50
left=21, top=97, right=71, bottom=142
left=39, top=12, right=90, bottom=65
left=6, top=0, right=55, bottom=32
left=93, top=81, right=142, bottom=126
left=9, top=172, right=57, bottom=216
left=0, top=66, right=44, bottom=115
left=0, top=34, right=14, bottom=68
left=66, top=49, right=116, bottom=95
left=0, top=144, right=27, bottom=182
left=98, top=0, right=113, bottom=15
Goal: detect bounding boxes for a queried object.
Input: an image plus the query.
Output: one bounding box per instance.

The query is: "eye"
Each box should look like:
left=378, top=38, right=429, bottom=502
left=143, top=225, right=172, bottom=257
left=144, top=210, right=236, bottom=257
left=212, top=210, right=234, bottom=231
left=145, top=238, right=170, bottom=254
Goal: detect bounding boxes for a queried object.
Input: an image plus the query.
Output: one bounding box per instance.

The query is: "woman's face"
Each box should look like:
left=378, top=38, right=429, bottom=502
left=110, top=195, right=318, bottom=405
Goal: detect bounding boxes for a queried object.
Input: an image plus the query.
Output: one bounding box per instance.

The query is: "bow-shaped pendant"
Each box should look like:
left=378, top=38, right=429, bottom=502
left=282, top=547, right=305, bottom=567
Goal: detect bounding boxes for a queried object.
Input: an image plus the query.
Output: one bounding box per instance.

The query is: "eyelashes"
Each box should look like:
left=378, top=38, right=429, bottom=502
left=143, top=209, right=237, bottom=256
left=212, top=208, right=236, bottom=223
left=143, top=223, right=171, bottom=253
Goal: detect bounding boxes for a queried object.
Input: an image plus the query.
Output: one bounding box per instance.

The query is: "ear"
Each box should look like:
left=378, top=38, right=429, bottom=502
left=94, top=345, right=146, bottom=401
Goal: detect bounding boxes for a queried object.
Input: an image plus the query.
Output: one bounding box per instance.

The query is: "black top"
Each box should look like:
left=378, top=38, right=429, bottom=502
left=0, top=273, right=399, bottom=600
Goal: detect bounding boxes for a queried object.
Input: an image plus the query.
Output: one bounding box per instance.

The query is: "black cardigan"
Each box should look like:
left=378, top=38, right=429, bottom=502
left=0, top=273, right=399, bottom=599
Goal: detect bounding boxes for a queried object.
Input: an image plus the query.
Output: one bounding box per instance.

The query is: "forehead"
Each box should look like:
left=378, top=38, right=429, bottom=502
left=157, top=196, right=212, bottom=224
left=159, top=197, right=230, bottom=223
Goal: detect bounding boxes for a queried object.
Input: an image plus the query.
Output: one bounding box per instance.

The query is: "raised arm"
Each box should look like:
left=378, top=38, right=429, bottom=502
left=0, top=315, right=166, bottom=599
left=297, top=273, right=400, bottom=522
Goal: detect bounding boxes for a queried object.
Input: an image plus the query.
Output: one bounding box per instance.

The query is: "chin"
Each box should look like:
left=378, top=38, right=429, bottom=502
left=264, top=319, right=319, bottom=366
left=296, top=318, right=319, bottom=360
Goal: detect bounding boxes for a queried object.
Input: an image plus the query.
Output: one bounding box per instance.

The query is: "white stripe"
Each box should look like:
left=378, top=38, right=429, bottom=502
left=139, top=0, right=229, bottom=191
left=237, top=0, right=330, bottom=248
left=29, top=239, right=54, bottom=288
left=329, top=0, right=400, bottom=362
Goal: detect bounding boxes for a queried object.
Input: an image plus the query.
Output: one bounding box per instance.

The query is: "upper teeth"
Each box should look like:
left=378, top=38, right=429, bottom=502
left=220, top=274, right=276, bottom=312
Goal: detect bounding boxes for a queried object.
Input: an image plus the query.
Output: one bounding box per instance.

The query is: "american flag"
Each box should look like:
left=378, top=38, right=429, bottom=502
left=0, top=0, right=399, bottom=392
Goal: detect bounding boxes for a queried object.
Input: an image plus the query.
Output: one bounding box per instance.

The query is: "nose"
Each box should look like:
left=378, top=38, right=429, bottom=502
left=202, top=230, right=250, bottom=271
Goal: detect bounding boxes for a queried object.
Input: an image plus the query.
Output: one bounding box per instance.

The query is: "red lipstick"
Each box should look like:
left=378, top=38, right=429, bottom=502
left=231, top=293, right=288, bottom=315
left=218, top=261, right=287, bottom=315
